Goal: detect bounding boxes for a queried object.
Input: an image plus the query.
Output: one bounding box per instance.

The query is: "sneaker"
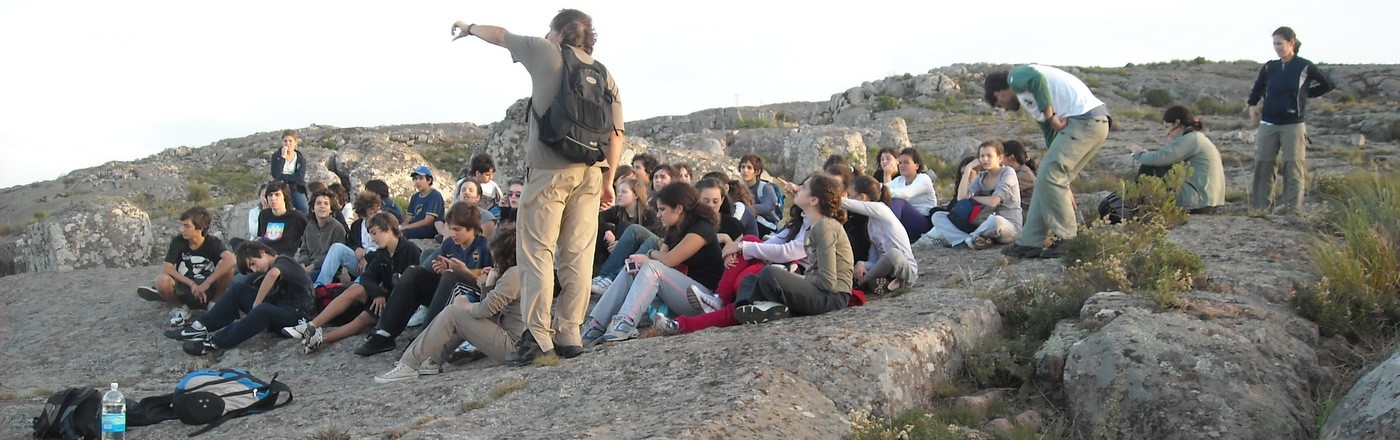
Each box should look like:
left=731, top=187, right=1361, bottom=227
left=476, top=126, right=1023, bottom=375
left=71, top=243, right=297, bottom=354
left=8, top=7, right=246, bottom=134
left=602, top=316, right=638, bottom=342
left=922, top=235, right=951, bottom=248
left=301, top=325, right=324, bottom=354
left=1001, top=244, right=1042, bottom=258
left=167, top=306, right=191, bottom=328
left=735, top=301, right=791, bottom=325
left=447, top=341, right=488, bottom=363
left=687, top=285, right=723, bottom=313
left=971, top=236, right=995, bottom=250
left=555, top=344, right=585, bottom=359
left=505, top=331, right=553, bottom=366
left=652, top=311, right=680, bottom=336
left=590, top=276, right=613, bottom=296
left=868, top=278, right=892, bottom=297
left=419, top=359, right=443, bottom=375
left=373, top=362, right=419, bottom=384
left=354, top=334, right=397, bottom=356
left=136, top=286, right=163, bottom=302
left=406, top=306, right=430, bottom=327
left=163, top=324, right=208, bottom=341
left=281, top=320, right=310, bottom=339
left=582, top=324, right=606, bottom=348
left=1037, top=243, right=1067, bottom=259
left=182, top=339, right=218, bottom=356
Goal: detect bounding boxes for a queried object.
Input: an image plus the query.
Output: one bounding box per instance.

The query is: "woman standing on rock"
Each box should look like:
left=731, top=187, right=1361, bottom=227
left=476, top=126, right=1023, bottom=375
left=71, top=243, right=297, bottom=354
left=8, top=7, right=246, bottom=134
left=270, top=129, right=310, bottom=213
left=1247, top=26, right=1335, bottom=213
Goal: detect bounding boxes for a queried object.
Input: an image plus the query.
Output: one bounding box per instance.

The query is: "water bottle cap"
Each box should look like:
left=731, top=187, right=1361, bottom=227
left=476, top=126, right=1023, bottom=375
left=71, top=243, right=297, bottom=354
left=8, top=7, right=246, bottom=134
left=110, top=382, right=118, bottom=389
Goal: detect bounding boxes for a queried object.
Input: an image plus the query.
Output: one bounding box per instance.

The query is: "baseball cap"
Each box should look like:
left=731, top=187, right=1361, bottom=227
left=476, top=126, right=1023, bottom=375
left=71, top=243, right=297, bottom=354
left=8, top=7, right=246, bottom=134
left=410, top=166, right=433, bottom=178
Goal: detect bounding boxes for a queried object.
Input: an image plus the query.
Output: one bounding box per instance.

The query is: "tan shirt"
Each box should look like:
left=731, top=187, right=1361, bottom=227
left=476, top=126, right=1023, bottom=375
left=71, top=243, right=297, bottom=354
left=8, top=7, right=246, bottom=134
left=504, top=33, right=624, bottom=170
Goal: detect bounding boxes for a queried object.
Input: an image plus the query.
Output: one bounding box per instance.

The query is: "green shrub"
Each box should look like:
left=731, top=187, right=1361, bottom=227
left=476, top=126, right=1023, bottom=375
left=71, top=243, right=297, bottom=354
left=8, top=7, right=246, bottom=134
left=963, top=337, right=1035, bottom=388
left=32, top=210, right=49, bottom=222
left=1295, top=172, right=1400, bottom=342
left=1143, top=88, right=1174, bottom=107
left=920, top=95, right=963, bottom=113
left=1193, top=95, right=1248, bottom=116
left=196, top=165, right=262, bottom=202
left=737, top=117, right=776, bottom=129
left=1114, top=107, right=1159, bottom=122
left=875, top=95, right=900, bottom=112
left=186, top=182, right=211, bottom=203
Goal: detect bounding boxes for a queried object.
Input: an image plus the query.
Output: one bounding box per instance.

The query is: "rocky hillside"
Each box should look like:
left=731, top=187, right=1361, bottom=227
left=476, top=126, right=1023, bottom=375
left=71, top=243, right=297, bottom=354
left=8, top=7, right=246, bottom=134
left=2, top=60, right=1400, bottom=438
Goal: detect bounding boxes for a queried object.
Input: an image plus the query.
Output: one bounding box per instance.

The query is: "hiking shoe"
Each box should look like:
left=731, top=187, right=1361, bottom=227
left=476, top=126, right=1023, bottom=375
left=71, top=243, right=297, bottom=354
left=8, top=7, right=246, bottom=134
left=373, top=362, right=419, bottom=384
left=182, top=340, right=219, bottom=356
left=281, top=320, right=310, bottom=339
left=868, top=278, right=892, bottom=297
left=505, top=331, right=553, bottom=367
left=1001, top=244, right=1041, bottom=258
left=448, top=341, right=488, bottom=363
left=555, top=344, right=585, bottom=359
left=406, top=306, right=429, bottom=327
left=167, top=306, right=191, bottom=328
left=687, top=285, right=723, bottom=313
left=735, top=301, right=791, bottom=325
left=590, top=276, right=613, bottom=296
left=602, top=316, right=638, bottom=342
left=164, top=324, right=208, bottom=341
left=419, top=359, right=443, bottom=375
left=971, top=236, right=995, bottom=250
left=1037, top=243, right=1067, bottom=259
left=652, top=311, right=680, bottom=336
left=923, top=235, right=951, bottom=248
left=137, top=286, right=163, bottom=302
left=301, top=325, right=324, bottom=354
left=582, top=324, right=606, bottom=348
left=354, top=334, right=397, bottom=356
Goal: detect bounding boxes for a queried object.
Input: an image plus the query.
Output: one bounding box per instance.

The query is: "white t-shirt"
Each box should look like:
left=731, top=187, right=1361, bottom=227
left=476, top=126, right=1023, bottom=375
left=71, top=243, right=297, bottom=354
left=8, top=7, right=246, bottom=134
left=887, top=173, right=938, bottom=215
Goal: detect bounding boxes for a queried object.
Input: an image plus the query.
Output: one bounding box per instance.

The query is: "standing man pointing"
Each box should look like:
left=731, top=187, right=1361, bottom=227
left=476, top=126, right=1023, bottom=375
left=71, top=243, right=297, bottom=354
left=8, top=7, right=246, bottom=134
left=451, top=9, right=624, bottom=365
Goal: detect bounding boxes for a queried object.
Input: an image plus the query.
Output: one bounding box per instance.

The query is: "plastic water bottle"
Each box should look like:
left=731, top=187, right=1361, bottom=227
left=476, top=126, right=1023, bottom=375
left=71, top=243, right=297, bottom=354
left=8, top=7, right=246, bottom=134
left=100, top=382, right=125, bottom=440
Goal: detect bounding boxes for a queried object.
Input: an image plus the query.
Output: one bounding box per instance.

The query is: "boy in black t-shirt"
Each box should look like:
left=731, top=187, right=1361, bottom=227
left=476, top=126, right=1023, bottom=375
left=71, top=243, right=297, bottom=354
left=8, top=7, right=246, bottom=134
left=136, top=207, right=236, bottom=327
left=247, top=180, right=309, bottom=256
left=165, top=241, right=315, bottom=356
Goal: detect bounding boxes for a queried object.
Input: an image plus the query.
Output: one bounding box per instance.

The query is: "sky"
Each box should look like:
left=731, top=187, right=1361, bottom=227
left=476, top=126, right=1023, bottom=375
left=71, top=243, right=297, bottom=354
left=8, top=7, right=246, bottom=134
left=1, top=0, right=1395, bottom=188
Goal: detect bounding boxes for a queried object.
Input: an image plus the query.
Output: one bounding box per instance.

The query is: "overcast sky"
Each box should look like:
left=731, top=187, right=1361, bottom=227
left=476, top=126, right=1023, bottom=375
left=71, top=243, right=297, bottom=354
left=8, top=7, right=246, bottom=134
left=1, top=0, right=1394, bottom=188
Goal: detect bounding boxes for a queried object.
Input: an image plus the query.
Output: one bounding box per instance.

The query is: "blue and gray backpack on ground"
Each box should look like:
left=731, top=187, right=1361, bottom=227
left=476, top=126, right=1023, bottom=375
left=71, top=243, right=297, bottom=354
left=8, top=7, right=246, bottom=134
left=171, top=369, right=292, bottom=437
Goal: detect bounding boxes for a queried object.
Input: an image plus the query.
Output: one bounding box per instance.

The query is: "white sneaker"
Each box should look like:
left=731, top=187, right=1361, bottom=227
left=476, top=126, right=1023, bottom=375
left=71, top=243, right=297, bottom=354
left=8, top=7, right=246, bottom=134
left=281, top=321, right=310, bottom=339
left=302, top=325, right=324, bottom=354
left=590, top=276, right=613, bottom=295
left=652, top=311, right=680, bottom=336
left=167, top=306, right=191, bottom=328
left=419, top=359, right=443, bottom=375
left=734, top=301, right=791, bottom=325
left=407, top=306, right=429, bottom=327
left=373, top=362, right=419, bottom=384
left=689, top=285, right=724, bottom=313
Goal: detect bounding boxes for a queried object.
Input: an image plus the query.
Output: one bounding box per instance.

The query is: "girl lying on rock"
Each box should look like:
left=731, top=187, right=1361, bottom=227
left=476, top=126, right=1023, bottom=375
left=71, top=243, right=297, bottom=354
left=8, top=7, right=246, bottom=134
left=374, top=224, right=523, bottom=383
left=165, top=240, right=315, bottom=356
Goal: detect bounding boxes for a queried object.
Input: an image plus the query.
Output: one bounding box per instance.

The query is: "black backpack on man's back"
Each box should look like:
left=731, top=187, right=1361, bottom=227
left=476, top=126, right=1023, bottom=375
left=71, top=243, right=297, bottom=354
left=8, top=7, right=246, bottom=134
left=528, top=44, right=616, bottom=165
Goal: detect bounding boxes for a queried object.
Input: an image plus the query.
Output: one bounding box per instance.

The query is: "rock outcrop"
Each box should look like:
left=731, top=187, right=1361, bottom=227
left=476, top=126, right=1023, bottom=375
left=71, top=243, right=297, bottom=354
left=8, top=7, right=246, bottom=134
left=16, top=198, right=152, bottom=272
left=1322, top=347, right=1400, bottom=440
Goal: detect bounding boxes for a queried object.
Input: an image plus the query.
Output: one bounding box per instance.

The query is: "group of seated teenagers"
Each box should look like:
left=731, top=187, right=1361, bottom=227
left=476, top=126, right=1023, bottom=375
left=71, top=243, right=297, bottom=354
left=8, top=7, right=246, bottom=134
left=136, top=113, right=1225, bottom=380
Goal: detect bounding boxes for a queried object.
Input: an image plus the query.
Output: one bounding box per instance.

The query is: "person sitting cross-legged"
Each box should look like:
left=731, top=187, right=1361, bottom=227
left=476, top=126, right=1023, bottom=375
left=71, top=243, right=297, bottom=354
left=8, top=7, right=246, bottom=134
left=166, top=241, right=315, bottom=356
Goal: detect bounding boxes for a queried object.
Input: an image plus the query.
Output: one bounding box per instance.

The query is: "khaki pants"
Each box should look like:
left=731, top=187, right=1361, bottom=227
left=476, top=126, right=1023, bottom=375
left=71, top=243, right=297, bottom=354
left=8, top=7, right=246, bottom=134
left=517, top=165, right=602, bottom=351
left=1016, top=116, right=1110, bottom=248
left=399, top=303, right=518, bottom=366
left=1252, top=123, right=1308, bottom=210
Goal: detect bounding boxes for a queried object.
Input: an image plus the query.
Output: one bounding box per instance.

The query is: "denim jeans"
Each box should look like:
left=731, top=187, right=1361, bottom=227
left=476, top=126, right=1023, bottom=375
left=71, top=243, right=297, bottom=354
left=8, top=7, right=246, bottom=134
left=587, top=260, right=709, bottom=329
left=198, top=282, right=306, bottom=349
left=315, top=243, right=362, bottom=286
left=290, top=191, right=309, bottom=214
left=598, top=224, right=660, bottom=280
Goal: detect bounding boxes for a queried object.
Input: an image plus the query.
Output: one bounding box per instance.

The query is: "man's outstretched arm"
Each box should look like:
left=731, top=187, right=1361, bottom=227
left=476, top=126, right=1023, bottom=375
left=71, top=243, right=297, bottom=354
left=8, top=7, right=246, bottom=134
left=452, top=21, right=506, bottom=47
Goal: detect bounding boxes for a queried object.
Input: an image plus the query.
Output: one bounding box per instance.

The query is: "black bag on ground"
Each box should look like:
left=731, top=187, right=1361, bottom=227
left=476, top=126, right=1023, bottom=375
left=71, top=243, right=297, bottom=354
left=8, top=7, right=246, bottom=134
left=33, top=388, right=171, bottom=439
left=528, top=44, right=616, bottom=165
left=1098, top=192, right=1151, bottom=224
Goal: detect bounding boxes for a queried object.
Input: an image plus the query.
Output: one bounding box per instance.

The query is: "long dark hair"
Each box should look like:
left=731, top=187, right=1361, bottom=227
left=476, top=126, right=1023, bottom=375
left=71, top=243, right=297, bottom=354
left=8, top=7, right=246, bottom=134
left=1002, top=139, right=1037, bottom=172
left=1273, top=26, right=1301, bottom=54
left=806, top=173, right=846, bottom=224
left=695, top=177, right=734, bottom=216
left=1163, top=105, right=1205, bottom=132
left=850, top=175, right=891, bottom=204
left=491, top=224, right=518, bottom=272
left=655, top=182, right=719, bottom=244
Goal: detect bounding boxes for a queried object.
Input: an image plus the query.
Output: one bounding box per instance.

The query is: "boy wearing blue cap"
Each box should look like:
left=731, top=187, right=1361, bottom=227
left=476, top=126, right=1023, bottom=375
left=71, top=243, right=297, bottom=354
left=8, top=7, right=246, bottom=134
left=404, top=166, right=445, bottom=239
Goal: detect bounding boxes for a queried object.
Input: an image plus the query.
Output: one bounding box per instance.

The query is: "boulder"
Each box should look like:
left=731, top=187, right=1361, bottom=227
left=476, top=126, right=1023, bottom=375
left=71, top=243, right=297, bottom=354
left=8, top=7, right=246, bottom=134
left=857, top=117, right=914, bottom=153
left=1321, top=347, right=1400, bottom=440
left=17, top=198, right=152, bottom=272
left=731, top=126, right=869, bottom=180
left=1056, top=291, right=1324, bottom=439
left=483, top=98, right=531, bottom=184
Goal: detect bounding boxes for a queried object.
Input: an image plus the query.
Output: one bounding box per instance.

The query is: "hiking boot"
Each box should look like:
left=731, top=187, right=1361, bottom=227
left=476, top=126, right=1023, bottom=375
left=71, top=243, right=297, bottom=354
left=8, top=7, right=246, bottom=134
left=1037, top=243, right=1067, bottom=259
left=1001, top=244, right=1042, bottom=258
left=137, top=286, right=163, bottom=302
left=406, top=306, right=430, bottom=327
left=971, top=236, right=995, bottom=250
left=735, top=301, right=791, bottom=325
left=164, top=324, right=208, bottom=341
left=652, top=311, right=680, bottom=336
left=505, top=331, right=553, bottom=366
left=419, top=359, right=443, bottom=375
left=301, top=325, right=324, bottom=354
left=354, top=334, right=396, bottom=356
left=182, top=340, right=219, bottom=356
left=602, top=316, right=638, bottom=342
left=555, top=344, right=585, bottom=359
left=167, top=306, right=191, bottom=328
left=373, top=362, right=419, bottom=384
left=590, top=276, right=613, bottom=296
left=581, top=323, right=606, bottom=349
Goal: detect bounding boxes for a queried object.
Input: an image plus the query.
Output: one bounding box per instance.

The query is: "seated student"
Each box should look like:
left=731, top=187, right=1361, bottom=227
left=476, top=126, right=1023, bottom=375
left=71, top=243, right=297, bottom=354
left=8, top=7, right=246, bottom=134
left=822, top=163, right=871, bottom=264
left=590, top=180, right=666, bottom=295
left=871, top=147, right=900, bottom=184
left=466, top=153, right=504, bottom=216
left=844, top=175, right=918, bottom=295
left=656, top=173, right=853, bottom=331
left=594, top=177, right=656, bottom=283
left=235, top=180, right=308, bottom=258
left=439, top=179, right=497, bottom=242
left=247, top=183, right=269, bottom=239
left=696, top=177, right=748, bottom=244
left=365, top=179, right=405, bottom=222
left=290, top=213, right=421, bottom=353
left=315, top=193, right=382, bottom=287
left=925, top=140, right=1024, bottom=249
left=403, top=166, right=446, bottom=239
left=1002, top=140, right=1037, bottom=213
left=354, top=202, right=490, bottom=356
left=166, top=241, right=315, bottom=356
left=328, top=182, right=354, bottom=226
left=674, top=163, right=693, bottom=184
left=705, top=170, right=760, bottom=237
left=583, top=182, right=725, bottom=345
left=308, top=181, right=348, bottom=230
left=495, top=178, right=523, bottom=232
left=373, top=225, right=523, bottom=382
left=300, top=189, right=348, bottom=283
left=887, top=147, right=938, bottom=216
left=1127, top=105, right=1226, bottom=214
left=631, top=153, right=659, bottom=182
left=739, top=154, right=784, bottom=236
left=137, top=206, right=237, bottom=327
left=648, top=164, right=677, bottom=204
